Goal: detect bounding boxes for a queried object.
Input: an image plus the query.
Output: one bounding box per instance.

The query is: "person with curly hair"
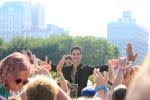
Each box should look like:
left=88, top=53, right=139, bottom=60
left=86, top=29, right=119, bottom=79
left=0, top=52, right=32, bottom=99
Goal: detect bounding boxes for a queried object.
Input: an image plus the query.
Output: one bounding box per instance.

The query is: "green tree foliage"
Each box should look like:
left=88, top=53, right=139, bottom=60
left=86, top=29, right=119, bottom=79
left=0, top=34, right=120, bottom=65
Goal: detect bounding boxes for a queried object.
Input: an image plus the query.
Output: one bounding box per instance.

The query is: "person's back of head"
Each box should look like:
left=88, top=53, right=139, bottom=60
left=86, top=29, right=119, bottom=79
left=112, top=85, right=127, bottom=100
left=24, top=75, right=58, bottom=100
left=126, top=54, right=150, bottom=100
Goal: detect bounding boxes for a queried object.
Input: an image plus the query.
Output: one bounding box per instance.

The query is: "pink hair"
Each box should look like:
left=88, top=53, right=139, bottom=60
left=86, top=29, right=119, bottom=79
left=0, top=52, right=31, bottom=84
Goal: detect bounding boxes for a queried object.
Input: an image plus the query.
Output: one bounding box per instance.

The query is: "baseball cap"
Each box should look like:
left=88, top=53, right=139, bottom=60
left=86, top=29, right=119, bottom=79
left=81, top=87, right=96, bottom=97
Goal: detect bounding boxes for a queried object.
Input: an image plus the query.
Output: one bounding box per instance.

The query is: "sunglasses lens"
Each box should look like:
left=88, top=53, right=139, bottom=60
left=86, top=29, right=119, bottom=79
left=16, top=79, right=28, bottom=85
left=16, top=79, right=22, bottom=84
left=23, top=80, right=29, bottom=85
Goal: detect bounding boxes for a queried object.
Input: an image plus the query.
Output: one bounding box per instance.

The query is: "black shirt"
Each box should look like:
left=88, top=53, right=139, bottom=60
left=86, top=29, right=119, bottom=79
left=51, top=63, right=108, bottom=97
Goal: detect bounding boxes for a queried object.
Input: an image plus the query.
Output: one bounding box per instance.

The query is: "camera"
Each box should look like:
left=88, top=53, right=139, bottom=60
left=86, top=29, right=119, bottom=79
left=97, top=64, right=108, bottom=72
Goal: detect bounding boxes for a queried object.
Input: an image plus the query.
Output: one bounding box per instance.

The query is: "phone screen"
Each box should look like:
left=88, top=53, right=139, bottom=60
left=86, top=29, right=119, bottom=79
left=70, top=83, right=78, bottom=98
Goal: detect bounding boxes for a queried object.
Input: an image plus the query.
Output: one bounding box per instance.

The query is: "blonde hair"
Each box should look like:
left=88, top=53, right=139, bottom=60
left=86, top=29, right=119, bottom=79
left=24, top=75, right=58, bottom=100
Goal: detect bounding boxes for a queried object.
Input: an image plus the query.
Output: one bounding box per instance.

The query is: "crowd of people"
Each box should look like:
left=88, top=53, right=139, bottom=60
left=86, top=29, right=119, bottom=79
left=0, top=43, right=149, bottom=100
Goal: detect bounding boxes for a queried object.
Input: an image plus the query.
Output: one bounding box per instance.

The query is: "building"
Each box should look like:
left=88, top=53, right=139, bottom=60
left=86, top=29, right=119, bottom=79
left=107, top=11, right=149, bottom=64
left=0, top=1, right=68, bottom=41
left=32, top=3, right=45, bottom=30
left=0, top=1, right=32, bottom=41
left=46, top=24, right=69, bottom=35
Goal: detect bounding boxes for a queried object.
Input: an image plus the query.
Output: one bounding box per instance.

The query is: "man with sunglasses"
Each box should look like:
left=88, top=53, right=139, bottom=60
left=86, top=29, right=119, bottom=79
left=51, top=46, right=108, bottom=97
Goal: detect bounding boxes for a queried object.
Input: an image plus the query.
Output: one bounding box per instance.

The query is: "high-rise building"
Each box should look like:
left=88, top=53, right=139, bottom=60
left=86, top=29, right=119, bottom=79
left=0, top=1, right=32, bottom=41
left=0, top=1, right=68, bottom=41
left=107, top=11, right=149, bottom=64
left=46, top=24, right=69, bottom=35
left=32, top=3, right=45, bottom=30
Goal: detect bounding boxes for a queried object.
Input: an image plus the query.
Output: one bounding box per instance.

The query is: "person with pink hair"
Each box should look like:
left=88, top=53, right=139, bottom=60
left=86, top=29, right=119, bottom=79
left=0, top=52, right=32, bottom=99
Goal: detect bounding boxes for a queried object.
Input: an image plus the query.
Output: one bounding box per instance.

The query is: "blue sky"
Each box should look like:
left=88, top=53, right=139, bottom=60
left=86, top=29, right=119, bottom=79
left=1, top=0, right=150, bottom=39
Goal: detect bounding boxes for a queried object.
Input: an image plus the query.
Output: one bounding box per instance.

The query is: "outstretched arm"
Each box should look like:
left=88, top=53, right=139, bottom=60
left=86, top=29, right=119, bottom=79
left=85, top=64, right=109, bottom=76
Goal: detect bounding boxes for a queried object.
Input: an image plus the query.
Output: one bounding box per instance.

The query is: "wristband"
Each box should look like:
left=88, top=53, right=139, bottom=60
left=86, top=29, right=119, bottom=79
left=95, top=85, right=109, bottom=93
left=58, top=75, right=65, bottom=81
left=57, top=73, right=63, bottom=77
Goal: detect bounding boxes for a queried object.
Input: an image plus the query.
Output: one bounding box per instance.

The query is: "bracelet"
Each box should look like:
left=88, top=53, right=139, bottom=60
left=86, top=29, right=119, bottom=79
left=95, top=85, right=109, bottom=93
left=58, top=74, right=65, bottom=81
left=57, top=73, right=63, bottom=77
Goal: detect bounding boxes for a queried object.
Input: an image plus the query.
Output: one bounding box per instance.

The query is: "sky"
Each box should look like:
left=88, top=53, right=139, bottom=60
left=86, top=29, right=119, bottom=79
left=0, top=0, right=150, bottom=38
left=37, top=0, right=150, bottom=38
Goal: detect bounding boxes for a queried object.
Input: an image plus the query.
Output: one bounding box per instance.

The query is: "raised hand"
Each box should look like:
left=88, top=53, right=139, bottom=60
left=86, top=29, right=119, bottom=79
left=38, top=56, right=52, bottom=72
left=118, top=57, right=127, bottom=68
left=56, top=55, right=66, bottom=74
left=31, top=65, right=52, bottom=78
left=112, top=67, right=124, bottom=88
left=126, top=43, right=138, bottom=62
left=93, top=68, right=107, bottom=86
left=122, top=64, right=135, bottom=88
left=108, top=59, right=118, bottom=68
left=108, top=59, right=116, bottom=83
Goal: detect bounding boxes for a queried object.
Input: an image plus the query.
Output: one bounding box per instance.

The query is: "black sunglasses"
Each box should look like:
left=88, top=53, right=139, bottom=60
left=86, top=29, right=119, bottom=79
left=15, top=79, right=29, bottom=85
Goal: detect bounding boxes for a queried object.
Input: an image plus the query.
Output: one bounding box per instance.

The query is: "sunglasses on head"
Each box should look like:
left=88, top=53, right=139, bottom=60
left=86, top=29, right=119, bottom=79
left=15, top=79, right=29, bottom=85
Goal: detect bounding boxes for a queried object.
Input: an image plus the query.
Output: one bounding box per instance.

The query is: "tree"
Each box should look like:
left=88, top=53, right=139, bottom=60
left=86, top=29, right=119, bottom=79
left=0, top=34, right=120, bottom=65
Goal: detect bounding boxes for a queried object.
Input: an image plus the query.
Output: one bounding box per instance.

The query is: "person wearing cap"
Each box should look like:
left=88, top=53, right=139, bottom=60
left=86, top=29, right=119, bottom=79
left=81, top=87, right=96, bottom=98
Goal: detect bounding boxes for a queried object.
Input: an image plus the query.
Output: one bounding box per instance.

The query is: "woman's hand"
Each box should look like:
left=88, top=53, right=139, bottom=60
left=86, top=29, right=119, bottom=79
left=126, top=43, right=138, bottom=62
left=56, top=55, right=66, bottom=74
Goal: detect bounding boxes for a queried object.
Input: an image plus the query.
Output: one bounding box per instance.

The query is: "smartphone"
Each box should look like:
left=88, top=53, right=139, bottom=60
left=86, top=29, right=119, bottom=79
left=97, top=64, right=108, bottom=72
left=70, top=83, right=78, bottom=98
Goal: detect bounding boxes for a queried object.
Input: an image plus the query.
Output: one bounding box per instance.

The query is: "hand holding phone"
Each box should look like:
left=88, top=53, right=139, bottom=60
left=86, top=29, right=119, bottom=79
left=70, top=83, right=78, bottom=98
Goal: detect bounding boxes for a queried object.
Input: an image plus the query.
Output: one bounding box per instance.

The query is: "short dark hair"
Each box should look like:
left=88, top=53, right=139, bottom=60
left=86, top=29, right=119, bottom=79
left=112, top=85, right=127, bottom=100
left=65, top=55, right=72, bottom=60
left=71, top=46, right=82, bottom=54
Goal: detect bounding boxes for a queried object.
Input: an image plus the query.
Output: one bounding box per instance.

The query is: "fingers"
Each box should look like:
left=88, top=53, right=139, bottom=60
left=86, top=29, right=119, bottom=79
left=56, top=55, right=66, bottom=73
left=62, top=55, right=66, bottom=60
left=49, top=60, right=52, bottom=65
left=123, top=66, right=134, bottom=79
left=33, top=66, right=50, bottom=76
left=118, top=57, right=127, bottom=68
left=133, top=53, right=138, bottom=61
left=45, top=55, right=48, bottom=62
left=126, top=43, right=138, bottom=62
left=59, top=55, right=66, bottom=64
left=93, top=68, right=105, bottom=81
left=93, top=68, right=99, bottom=79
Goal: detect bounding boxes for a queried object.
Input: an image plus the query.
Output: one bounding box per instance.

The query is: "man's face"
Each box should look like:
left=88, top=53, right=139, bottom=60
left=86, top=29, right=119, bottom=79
left=71, top=49, right=82, bottom=63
